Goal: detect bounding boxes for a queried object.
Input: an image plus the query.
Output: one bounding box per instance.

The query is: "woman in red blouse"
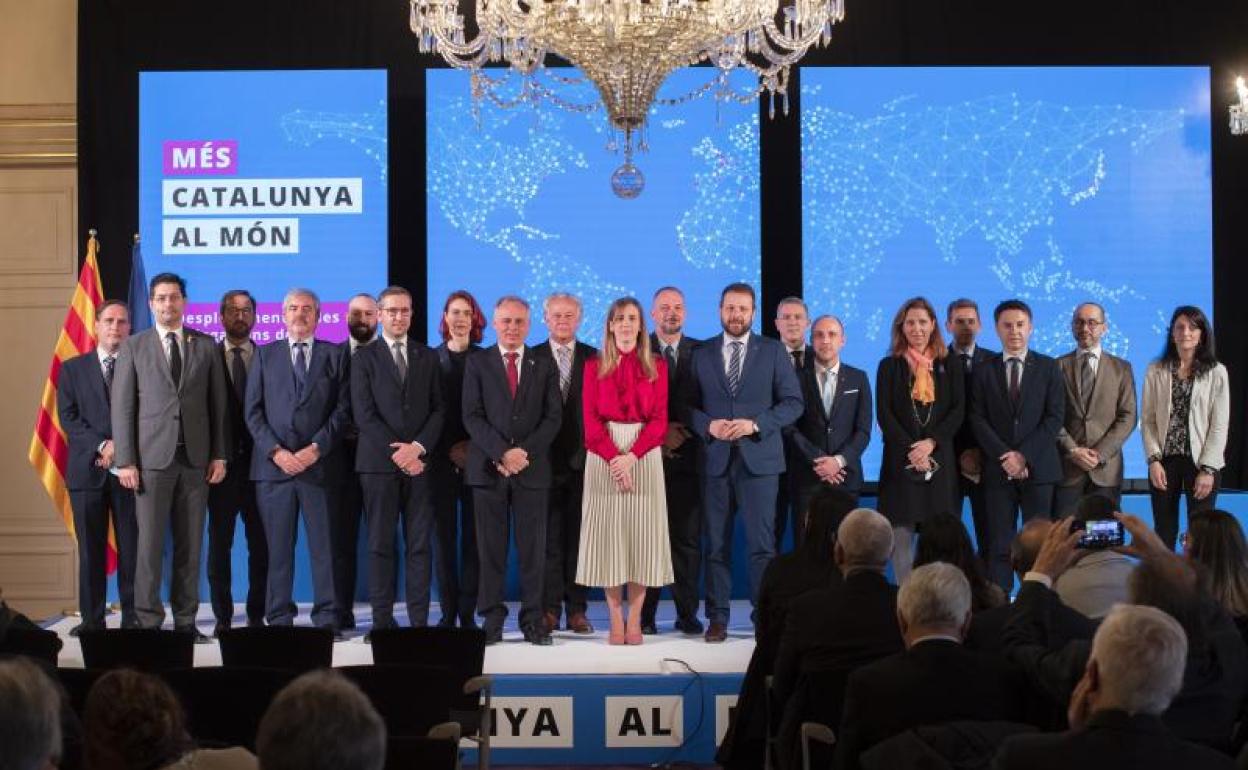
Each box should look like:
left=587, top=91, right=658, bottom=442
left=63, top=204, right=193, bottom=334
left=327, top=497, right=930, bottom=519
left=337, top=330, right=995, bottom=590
left=576, top=297, right=676, bottom=644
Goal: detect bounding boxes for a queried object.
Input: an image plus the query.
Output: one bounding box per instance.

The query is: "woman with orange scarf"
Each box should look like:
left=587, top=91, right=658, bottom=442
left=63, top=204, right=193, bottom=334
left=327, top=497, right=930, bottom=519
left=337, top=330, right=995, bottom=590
left=876, top=297, right=966, bottom=582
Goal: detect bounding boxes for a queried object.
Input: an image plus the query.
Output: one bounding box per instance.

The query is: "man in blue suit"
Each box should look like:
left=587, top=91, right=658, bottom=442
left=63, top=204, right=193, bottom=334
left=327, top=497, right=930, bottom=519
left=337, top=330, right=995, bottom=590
left=245, top=288, right=349, bottom=633
left=969, top=299, right=1065, bottom=591
left=688, top=283, right=804, bottom=642
left=783, top=315, right=872, bottom=531
left=57, top=299, right=139, bottom=635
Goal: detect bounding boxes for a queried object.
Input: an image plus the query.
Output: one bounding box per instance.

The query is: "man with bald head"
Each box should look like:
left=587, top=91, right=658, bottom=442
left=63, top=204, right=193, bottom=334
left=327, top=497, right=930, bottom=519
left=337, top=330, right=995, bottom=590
left=1055, top=302, right=1137, bottom=517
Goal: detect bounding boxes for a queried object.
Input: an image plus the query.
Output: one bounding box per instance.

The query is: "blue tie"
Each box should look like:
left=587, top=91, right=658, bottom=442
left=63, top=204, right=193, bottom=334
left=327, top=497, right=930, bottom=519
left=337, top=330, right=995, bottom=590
left=821, top=367, right=836, bottom=415
left=727, top=341, right=743, bottom=395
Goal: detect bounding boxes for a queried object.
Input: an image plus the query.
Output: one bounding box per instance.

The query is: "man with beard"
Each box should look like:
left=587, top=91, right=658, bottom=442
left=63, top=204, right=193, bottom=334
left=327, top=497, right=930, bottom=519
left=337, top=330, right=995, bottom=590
left=639, top=286, right=704, bottom=635
left=687, top=283, right=803, bottom=641
left=330, top=293, right=378, bottom=629
left=206, top=289, right=268, bottom=636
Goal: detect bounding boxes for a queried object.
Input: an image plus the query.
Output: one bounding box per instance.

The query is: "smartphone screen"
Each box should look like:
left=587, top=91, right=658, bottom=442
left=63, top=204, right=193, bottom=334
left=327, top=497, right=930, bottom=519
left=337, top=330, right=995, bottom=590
left=1078, top=518, right=1125, bottom=549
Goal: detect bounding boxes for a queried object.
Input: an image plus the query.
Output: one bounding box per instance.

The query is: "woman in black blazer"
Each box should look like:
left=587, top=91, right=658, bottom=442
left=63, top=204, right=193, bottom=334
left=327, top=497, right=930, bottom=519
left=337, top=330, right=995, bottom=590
left=876, top=296, right=965, bottom=583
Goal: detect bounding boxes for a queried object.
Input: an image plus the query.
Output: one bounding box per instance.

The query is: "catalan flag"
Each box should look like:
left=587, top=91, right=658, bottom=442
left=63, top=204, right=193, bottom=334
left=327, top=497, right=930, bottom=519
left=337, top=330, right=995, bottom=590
left=28, top=230, right=115, bottom=570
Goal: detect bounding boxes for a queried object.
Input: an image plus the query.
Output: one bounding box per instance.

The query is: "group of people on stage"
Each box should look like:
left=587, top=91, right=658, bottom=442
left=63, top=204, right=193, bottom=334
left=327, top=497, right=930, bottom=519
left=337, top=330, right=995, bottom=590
left=58, top=270, right=1229, bottom=647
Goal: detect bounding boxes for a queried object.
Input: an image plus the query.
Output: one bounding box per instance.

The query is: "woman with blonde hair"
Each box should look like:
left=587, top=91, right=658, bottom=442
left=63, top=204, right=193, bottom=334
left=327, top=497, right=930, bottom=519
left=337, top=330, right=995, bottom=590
left=576, top=297, right=675, bottom=644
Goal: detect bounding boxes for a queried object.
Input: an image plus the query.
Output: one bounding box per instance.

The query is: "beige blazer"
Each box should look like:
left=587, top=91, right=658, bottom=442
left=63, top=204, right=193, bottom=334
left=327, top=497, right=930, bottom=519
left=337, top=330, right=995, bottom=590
left=1056, top=350, right=1137, bottom=487
left=1140, top=360, right=1229, bottom=470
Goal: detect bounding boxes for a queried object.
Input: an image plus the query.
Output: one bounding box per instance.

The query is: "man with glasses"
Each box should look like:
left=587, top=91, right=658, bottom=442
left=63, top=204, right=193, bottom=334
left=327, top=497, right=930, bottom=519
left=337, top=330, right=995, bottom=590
left=1054, top=303, right=1137, bottom=517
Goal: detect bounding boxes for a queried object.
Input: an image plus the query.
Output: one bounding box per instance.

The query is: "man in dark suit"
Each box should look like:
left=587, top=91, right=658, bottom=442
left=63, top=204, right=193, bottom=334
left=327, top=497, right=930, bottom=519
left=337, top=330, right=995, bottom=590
left=835, top=562, right=1030, bottom=770
left=246, top=289, right=348, bottom=633
left=995, top=603, right=1235, bottom=770
left=462, top=295, right=563, bottom=645
left=783, top=315, right=872, bottom=527
left=57, top=300, right=139, bottom=635
left=774, top=297, right=811, bottom=552
left=351, top=286, right=444, bottom=636
left=640, top=286, right=703, bottom=635
left=328, top=292, right=378, bottom=630
left=1055, top=302, right=1137, bottom=516
left=529, top=292, right=596, bottom=635
left=207, top=289, right=268, bottom=636
left=112, top=273, right=229, bottom=639
left=688, top=283, right=804, bottom=642
left=970, top=299, right=1065, bottom=591
left=946, top=298, right=997, bottom=562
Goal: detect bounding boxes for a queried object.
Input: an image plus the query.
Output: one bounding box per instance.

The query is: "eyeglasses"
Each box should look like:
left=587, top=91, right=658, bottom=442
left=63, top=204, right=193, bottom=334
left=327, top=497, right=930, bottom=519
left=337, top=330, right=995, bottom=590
left=381, top=307, right=413, bottom=318
left=1072, top=319, right=1104, bottom=328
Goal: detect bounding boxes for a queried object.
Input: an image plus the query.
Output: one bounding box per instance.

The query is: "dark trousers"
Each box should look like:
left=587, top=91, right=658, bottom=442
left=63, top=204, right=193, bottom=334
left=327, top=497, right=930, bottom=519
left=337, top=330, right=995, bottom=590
left=1150, top=455, right=1219, bottom=550
left=328, top=441, right=364, bottom=625
left=984, top=481, right=1055, bottom=590
left=256, top=475, right=336, bottom=627
left=703, top=450, right=779, bottom=624
left=134, top=449, right=208, bottom=629
left=206, top=460, right=267, bottom=626
left=361, top=471, right=435, bottom=627
left=432, top=462, right=478, bottom=626
left=70, top=476, right=138, bottom=626
left=544, top=471, right=587, bottom=619
left=643, top=468, right=703, bottom=626
left=1054, top=477, right=1121, bottom=518
left=473, top=478, right=547, bottom=633
left=773, top=470, right=799, bottom=552
left=958, top=474, right=989, bottom=561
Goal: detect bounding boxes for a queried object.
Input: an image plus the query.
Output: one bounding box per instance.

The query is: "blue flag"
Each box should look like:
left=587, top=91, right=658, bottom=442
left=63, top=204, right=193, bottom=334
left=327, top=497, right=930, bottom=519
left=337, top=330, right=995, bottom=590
left=128, top=237, right=152, bottom=333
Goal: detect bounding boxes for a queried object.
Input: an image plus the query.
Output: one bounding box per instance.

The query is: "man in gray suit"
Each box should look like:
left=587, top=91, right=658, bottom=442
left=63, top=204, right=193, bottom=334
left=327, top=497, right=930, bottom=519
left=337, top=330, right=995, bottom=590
left=1054, top=302, right=1137, bottom=516
left=112, top=272, right=229, bottom=639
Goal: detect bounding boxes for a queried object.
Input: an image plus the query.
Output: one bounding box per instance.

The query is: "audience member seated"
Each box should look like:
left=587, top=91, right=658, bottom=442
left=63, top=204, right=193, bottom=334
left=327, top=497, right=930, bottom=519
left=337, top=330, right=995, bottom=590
left=1004, top=512, right=1248, bottom=752
left=717, top=486, right=856, bottom=770
left=835, top=562, right=1030, bottom=770
left=769, top=508, right=903, bottom=770
left=967, top=519, right=1095, bottom=654
left=84, top=669, right=257, bottom=770
left=993, top=604, right=1235, bottom=770
left=1053, top=495, right=1134, bottom=619
left=0, top=657, right=63, bottom=770
left=1183, top=509, right=1248, bottom=643
left=913, top=513, right=1006, bottom=612
left=256, top=669, right=386, bottom=770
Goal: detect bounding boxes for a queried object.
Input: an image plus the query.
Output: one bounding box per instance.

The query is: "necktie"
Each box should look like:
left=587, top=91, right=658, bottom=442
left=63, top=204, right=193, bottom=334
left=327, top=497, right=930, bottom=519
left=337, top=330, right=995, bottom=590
left=791, top=349, right=804, bottom=369
left=821, top=367, right=836, bottom=415
left=392, top=341, right=407, bottom=385
left=167, top=331, right=182, bottom=387
left=1008, top=357, right=1021, bottom=405
left=665, top=345, right=677, bottom=384
left=1080, top=352, right=1095, bottom=409
left=293, top=342, right=308, bottom=395
left=961, top=353, right=972, bottom=373
left=504, top=351, right=519, bottom=397
left=103, top=355, right=115, bottom=400
left=727, top=341, right=743, bottom=396
left=230, top=347, right=247, bottom=404
left=556, top=345, right=572, bottom=401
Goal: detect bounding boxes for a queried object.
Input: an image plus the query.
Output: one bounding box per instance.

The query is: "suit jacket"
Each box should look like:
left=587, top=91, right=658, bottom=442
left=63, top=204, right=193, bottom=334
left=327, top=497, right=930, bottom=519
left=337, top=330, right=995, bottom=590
left=992, top=710, right=1236, bottom=770
left=687, top=333, right=804, bottom=477
left=1056, top=349, right=1137, bottom=487
left=966, top=592, right=1095, bottom=654
left=783, top=362, right=872, bottom=493
left=969, top=352, right=1065, bottom=486
left=57, top=350, right=115, bottom=490
left=245, top=339, right=349, bottom=483
left=836, top=639, right=1030, bottom=770
left=951, top=345, right=998, bottom=458
left=461, top=345, right=563, bottom=489
left=651, top=333, right=702, bottom=476
left=1140, top=361, right=1230, bottom=470
left=111, top=327, right=229, bottom=470
left=528, top=339, right=595, bottom=475
left=350, top=337, right=444, bottom=474
left=217, top=342, right=254, bottom=463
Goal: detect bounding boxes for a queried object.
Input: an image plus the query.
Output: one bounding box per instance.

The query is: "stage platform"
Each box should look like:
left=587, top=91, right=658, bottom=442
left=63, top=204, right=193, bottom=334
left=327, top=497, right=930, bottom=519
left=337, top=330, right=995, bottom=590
left=47, top=600, right=755, bottom=766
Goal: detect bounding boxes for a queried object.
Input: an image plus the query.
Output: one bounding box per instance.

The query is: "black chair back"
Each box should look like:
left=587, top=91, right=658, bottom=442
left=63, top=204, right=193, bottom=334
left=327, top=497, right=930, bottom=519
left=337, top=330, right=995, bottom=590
left=79, top=628, right=194, bottom=672
left=218, top=626, right=334, bottom=673
left=0, top=627, right=62, bottom=665
left=164, top=667, right=298, bottom=750
left=339, top=664, right=463, bottom=738
left=57, top=667, right=107, bottom=717
left=368, top=627, right=486, bottom=729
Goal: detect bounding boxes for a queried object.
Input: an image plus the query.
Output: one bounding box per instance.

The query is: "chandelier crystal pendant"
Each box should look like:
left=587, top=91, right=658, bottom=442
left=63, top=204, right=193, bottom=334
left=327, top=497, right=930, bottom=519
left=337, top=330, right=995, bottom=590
left=1231, top=76, right=1248, bottom=136
left=411, top=0, right=845, bottom=196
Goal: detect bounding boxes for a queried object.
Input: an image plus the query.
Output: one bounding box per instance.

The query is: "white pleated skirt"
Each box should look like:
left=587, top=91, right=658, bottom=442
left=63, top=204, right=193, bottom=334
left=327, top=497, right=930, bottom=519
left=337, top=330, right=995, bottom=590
left=575, top=421, right=675, bottom=588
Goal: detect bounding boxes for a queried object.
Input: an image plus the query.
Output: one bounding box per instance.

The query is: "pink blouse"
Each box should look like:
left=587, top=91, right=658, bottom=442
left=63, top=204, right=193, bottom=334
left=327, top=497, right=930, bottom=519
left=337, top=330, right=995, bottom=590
left=582, top=351, right=669, bottom=461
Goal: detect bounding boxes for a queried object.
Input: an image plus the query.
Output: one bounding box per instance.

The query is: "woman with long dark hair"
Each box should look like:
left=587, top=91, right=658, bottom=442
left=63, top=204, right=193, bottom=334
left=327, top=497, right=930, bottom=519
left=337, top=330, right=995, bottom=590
left=1141, top=306, right=1229, bottom=549
left=1184, top=510, right=1248, bottom=640
left=431, top=290, right=487, bottom=627
left=876, top=297, right=965, bottom=582
left=913, top=513, right=1006, bottom=612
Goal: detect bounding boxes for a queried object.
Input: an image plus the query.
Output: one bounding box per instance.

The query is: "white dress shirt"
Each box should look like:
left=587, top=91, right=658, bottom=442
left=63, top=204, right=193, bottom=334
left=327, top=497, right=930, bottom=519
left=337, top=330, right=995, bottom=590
left=499, top=344, right=525, bottom=384
left=720, top=332, right=750, bottom=377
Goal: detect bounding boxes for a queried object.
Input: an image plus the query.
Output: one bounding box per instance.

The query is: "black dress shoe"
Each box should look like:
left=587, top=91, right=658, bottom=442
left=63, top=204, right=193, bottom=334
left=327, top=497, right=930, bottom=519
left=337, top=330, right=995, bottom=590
left=704, top=622, right=728, bottom=643
left=176, top=626, right=212, bottom=644
left=247, top=617, right=265, bottom=629
left=69, top=621, right=102, bottom=637
left=523, top=626, right=553, bottom=646
left=459, top=616, right=479, bottom=630
left=640, top=620, right=658, bottom=636
left=337, top=614, right=356, bottom=631
left=212, top=623, right=230, bottom=639
left=675, top=617, right=704, bottom=635
left=437, top=616, right=455, bottom=628
left=483, top=625, right=503, bottom=645
left=121, top=616, right=142, bottom=630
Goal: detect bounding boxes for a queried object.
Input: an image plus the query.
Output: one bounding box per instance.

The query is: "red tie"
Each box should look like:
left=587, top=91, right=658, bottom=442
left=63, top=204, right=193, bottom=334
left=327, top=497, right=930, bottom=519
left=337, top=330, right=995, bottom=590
left=504, top=351, right=519, bottom=397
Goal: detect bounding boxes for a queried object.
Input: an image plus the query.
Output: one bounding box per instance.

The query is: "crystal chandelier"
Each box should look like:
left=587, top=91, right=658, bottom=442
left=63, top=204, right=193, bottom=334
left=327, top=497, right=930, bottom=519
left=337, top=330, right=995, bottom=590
left=1232, top=76, right=1248, bottom=136
left=410, top=0, right=844, bottom=197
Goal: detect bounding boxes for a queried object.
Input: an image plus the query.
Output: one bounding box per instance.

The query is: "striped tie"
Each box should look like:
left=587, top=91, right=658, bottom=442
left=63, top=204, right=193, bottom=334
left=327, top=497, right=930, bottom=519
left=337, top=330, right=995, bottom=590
left=557, top=345, right=571, bottom=401
left=727, top=341, right=743, bottom=395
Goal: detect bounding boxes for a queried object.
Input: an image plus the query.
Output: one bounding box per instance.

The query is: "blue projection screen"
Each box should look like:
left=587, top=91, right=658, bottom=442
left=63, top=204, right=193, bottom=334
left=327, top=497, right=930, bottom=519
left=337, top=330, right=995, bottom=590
left=426, top=69, right=761, bottom=347
left=140, top=70, right=388, bottom=342
left=801, top=66, right=1213, bottom=481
